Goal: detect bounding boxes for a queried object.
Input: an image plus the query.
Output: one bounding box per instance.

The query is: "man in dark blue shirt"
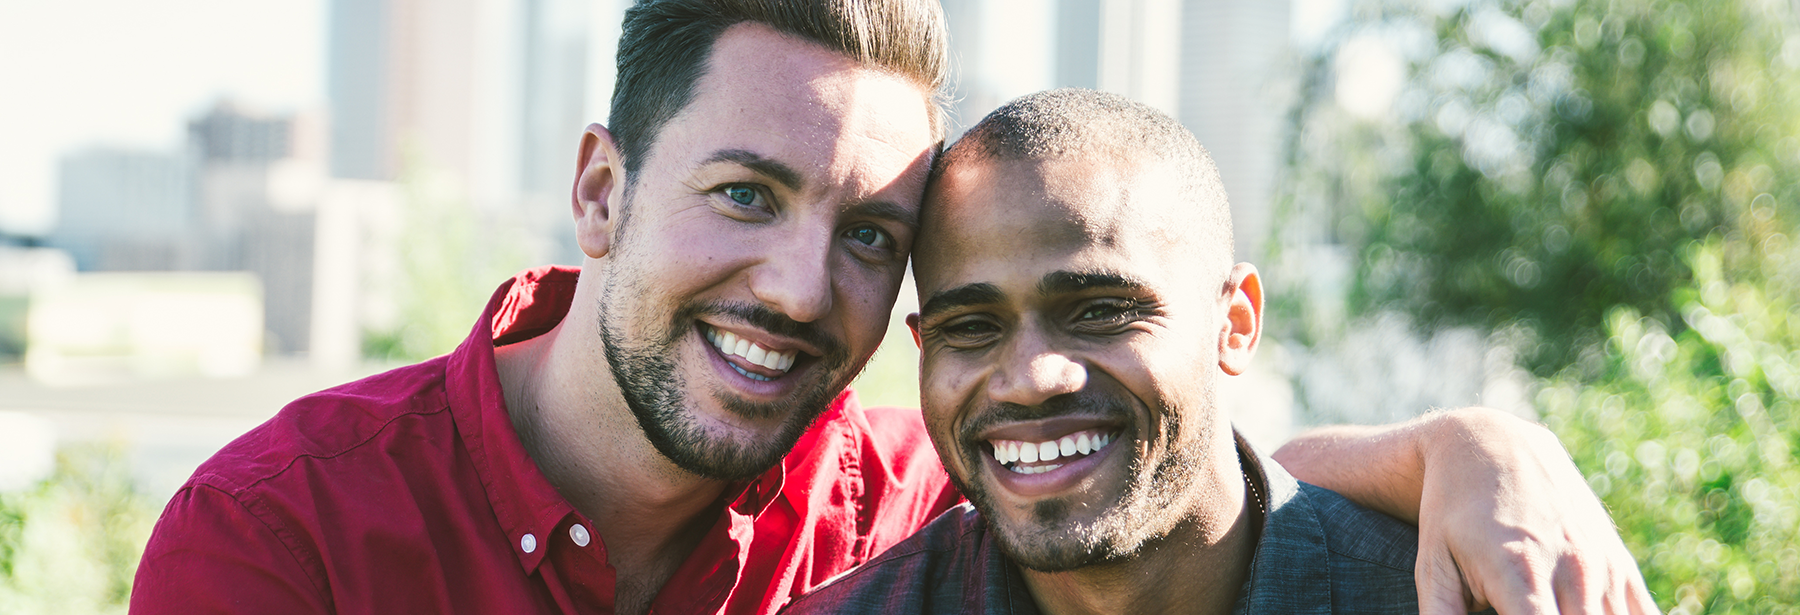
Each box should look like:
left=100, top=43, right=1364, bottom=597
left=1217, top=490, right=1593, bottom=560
left=783, top=89, right=1647, bottom=614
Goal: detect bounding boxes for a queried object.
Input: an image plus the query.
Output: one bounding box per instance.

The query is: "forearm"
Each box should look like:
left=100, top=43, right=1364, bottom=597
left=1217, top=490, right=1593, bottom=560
left=1272, top=407, right=1541, bottom=525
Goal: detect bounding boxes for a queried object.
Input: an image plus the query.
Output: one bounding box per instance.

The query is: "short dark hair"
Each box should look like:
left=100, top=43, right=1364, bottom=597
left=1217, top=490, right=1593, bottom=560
left=610, top=0, right=949, bottom=179
left=936, top=88, right=1235, bottom=275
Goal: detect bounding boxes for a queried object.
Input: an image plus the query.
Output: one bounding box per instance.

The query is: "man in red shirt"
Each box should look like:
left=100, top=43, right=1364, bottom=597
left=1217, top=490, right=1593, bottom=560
left=131, top=1, right=1647, bottom=614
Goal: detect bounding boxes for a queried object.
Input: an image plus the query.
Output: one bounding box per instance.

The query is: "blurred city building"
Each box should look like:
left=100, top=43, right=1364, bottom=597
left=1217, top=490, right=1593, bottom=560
left=49, top=147, right=198, bottom=272
left=25, top=272, right=264, bottom=385
left=942, top=0, right=1292, bottom=262
left=326, top=0, right=613, bottom=263
left=45, top=101, right=327, bottom=360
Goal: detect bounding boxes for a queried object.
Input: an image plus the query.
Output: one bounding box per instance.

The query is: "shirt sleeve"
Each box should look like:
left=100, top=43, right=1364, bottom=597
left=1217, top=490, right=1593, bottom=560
left=131, top=484, right=332, bottom=614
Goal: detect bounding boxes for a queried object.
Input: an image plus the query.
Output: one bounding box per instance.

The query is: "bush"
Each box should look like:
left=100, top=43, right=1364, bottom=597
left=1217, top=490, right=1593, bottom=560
left=0, top=445, right=155, bottom=615
left=1542, top=242, right=1799, bottom=612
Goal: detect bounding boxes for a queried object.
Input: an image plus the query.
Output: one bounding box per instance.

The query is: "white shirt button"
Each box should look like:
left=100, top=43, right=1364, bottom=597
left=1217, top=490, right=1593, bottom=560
left=569, top=524, right=591, bottom=547
left=521, top=533, right=537, bottom=553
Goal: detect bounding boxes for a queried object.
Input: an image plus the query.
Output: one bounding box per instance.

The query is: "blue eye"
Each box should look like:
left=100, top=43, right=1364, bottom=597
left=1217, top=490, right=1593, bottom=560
left=725, top=186, right=757, bottom=205
left=848, top=226, right=890, bottom=248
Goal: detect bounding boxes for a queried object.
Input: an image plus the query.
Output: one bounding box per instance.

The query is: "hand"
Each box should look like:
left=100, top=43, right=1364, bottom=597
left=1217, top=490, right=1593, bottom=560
left=1411, top=409, right=1659, bottom=614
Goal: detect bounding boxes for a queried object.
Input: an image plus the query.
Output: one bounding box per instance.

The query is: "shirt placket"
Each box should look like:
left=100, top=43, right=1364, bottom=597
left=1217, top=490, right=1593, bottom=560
left=537, top=512, right=618, bottom=614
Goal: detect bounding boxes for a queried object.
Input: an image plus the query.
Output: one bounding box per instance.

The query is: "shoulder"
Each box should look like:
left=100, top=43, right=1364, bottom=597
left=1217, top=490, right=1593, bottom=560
left=783, top=503, right=989, bottom=614
left=186, top=357, right=454, bottom=494
left=784, top=503, right=993, bottom=615
left=1241, top=440, right=1420, bottom=613
left=1293, top=482, right=1422, bottom=613
left=1296, top=482, right=1419, bottom=573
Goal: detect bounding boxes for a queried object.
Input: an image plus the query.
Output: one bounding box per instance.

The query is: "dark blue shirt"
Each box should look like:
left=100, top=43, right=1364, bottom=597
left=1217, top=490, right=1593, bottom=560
left=783, top=431, right=1424, bottom=614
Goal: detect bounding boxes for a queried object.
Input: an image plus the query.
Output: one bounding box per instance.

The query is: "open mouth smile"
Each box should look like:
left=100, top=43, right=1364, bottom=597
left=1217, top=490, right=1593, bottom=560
left=703, top=324, right=800, bottom=382
left=988, top=428, right=1118, bottom=475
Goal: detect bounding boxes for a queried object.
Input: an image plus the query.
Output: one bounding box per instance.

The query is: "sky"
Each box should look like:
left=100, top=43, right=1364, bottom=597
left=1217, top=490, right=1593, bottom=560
left=0, top=0, right=1350, bottom=237
left=0, top=0, right=324, bottom=235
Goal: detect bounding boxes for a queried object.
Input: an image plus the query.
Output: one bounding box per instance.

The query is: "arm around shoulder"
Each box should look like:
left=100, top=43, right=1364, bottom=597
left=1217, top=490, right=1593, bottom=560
left=1275, top=408, right=1658, bottom=614
left=132, top=484, right=330, bottom=614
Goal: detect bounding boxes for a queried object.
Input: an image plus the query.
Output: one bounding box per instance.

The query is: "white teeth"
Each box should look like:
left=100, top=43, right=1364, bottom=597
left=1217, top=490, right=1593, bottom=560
left=706, top=326, right=798, bottom=373
left=1011, top=463, right=1062, bottom=475
left=988, top=429, right=1118, bottom=473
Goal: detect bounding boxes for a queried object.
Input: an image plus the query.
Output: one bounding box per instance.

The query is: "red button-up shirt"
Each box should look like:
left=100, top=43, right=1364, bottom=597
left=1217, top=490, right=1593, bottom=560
left=131, top=266, right=961, bottom=615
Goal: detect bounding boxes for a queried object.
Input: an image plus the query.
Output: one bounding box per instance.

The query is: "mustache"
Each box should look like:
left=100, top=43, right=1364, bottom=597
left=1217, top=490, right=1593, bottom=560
left=956, top=393, right=1133, bottom=442
left=678, top=301, right=848, bottom=364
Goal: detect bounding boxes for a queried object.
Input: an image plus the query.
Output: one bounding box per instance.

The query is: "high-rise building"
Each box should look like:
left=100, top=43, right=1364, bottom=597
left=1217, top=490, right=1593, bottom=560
left=945, top=0, right=1292, bottom=262
left=187, top=102, right=321, bottom=355
left=327, top=0, right=612, bottom=265
left=328, top=0, right=606, bottom=195
left=50, top=148, right=198, bottom=272
left=1179, top=0, right=1291, bottom=262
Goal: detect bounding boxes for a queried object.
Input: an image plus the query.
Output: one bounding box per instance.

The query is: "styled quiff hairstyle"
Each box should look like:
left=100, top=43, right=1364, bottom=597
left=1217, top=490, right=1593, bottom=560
left=936, top=88, right=1236, bottom=277
left=610, top=0, right=950, bottom=179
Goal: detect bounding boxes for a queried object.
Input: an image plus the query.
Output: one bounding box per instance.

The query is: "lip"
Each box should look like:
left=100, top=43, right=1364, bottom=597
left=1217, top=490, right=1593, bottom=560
left=972, top=417, right=1126, bottom=499
left=696, top=323, right=812, bottom=401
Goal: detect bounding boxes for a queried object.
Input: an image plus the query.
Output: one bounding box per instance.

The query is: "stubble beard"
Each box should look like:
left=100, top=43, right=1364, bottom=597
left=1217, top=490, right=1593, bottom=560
left=952, top=392, right=1215, bottom=573
left=594, top=208, right=861, bottom=481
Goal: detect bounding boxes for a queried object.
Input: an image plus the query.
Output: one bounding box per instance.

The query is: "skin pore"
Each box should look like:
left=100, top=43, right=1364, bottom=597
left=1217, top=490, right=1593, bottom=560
left=493, top=23, right=936, bottom=615
left=909, top=151, right=1265, bottom=615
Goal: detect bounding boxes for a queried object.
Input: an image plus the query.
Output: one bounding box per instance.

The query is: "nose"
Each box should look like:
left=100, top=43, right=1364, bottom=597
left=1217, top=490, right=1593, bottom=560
left=747, top=225, right=835, bottom=323
left=986, top=327, right=1087, bottom=407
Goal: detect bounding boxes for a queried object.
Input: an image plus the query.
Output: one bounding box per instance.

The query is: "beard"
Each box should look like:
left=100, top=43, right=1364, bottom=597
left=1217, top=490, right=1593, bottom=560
left=594, top=210, right=858, bottom=481
left=948, top=390, right=1214, bottom=573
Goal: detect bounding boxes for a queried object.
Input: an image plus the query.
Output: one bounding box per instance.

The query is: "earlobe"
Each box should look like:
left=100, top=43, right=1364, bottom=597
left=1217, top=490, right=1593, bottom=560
left=573, top=123, right=626, bottom=259
left=906, top=313, right=923, bottom=349
left=1218, top=263, right=1263, bottom=376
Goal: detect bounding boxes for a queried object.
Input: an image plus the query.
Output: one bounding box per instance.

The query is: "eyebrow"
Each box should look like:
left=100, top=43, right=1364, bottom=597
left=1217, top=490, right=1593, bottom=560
left=847, top=200, right=920, bottom=232
left=700, top=149, right=804, bottom=191
left=920, top=271, right=1151, bottom=320
left=920, top=283, right=1005, bottom=320
left=1037, top=270, right=1151, bottom=296
left=699, top=150, right=918, bottom=230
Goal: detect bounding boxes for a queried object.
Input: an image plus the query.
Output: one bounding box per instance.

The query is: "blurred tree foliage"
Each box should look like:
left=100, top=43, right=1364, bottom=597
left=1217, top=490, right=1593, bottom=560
left=0, top=445, right=155, bottom=614
left=362, top=163, right=535, bottom=363
left=1279, top=0, right=1799, bottom=376
left=1544, top=241, right=1798, bottom=613
left=1279, top=0, right=1800, bottom=611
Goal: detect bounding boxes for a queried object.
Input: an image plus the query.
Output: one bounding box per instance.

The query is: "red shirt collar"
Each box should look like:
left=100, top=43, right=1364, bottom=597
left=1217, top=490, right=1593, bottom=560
left=442, top=265, right=786, bottom=575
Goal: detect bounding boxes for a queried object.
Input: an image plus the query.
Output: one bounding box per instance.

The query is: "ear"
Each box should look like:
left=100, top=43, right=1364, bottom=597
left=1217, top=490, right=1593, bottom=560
left=573, top=123, right=628, bottom=259
left=1217, top=263, right=1263, bottom=376
left=905, top=313, right=923, bottom=349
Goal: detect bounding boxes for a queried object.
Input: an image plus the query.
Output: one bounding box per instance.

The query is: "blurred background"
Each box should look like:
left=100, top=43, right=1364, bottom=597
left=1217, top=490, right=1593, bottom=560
left=0, top=0, right=1794, bottom=611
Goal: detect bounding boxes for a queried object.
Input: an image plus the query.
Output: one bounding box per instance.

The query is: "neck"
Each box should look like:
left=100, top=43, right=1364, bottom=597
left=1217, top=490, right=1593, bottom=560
left=1020, top=447, right=1262, bottom=615
left=494, top=268, right=728, bottom=604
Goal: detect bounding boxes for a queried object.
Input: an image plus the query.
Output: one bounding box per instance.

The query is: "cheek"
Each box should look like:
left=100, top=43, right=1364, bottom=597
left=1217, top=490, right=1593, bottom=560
left=634, top=215, right=761, bottom=288
left=836, top=262, right=907, bottom=346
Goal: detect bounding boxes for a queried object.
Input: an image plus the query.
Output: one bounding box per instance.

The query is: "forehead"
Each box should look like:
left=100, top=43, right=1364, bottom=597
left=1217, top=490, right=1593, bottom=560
left=646, top=22, right=938, bottom=197
left=915, top=156, right=1184, bottom=296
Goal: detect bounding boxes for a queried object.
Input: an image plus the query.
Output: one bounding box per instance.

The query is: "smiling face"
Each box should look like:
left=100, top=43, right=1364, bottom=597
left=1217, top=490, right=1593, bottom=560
left=593, top=23, right=937, bottom=481
left=910, top=149, right=1254, bottom=571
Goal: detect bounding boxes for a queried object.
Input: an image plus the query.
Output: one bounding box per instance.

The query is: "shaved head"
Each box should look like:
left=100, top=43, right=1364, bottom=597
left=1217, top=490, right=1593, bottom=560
left=924, top=88, right=1236, bottom=289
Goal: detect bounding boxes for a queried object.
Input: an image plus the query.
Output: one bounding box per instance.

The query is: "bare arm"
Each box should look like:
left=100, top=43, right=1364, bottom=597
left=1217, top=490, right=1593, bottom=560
left=1274, top=408, right=1659, bottom=615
